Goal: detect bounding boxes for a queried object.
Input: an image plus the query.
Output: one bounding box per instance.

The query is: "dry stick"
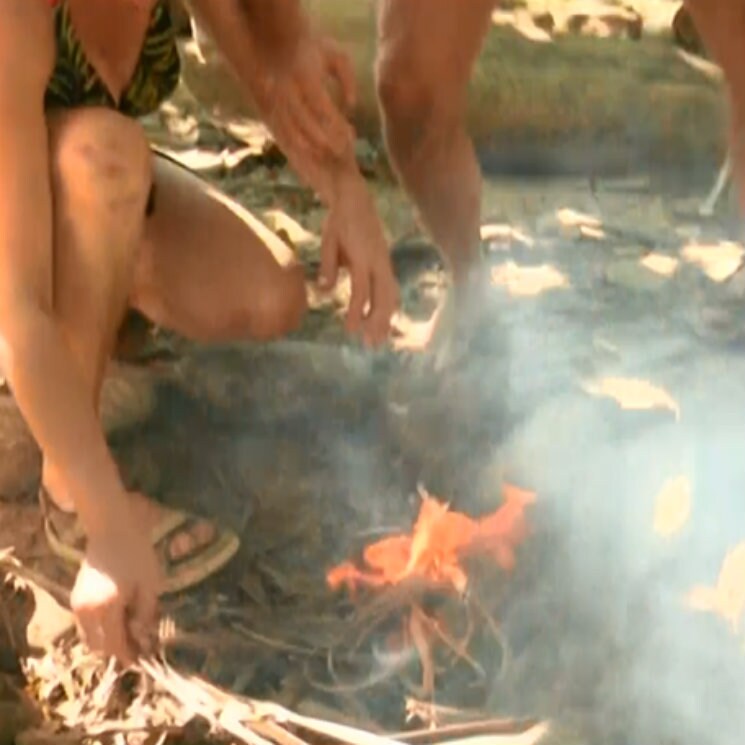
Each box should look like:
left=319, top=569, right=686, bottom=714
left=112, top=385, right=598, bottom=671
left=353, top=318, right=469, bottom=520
left=140, top=657, right=404, bottom=745
left=0, top=588, right=19, bottom=650
left=415, top=604, right=484, bottom=680
left=389, top=717, right=545, bottom=744
left=138, top=657, right=274, bottom=745
left=3, top=556, right=529, bottom=745
left=78, top=722, right=183, bottom=738
left=1, top=554, right=386, bottom=745
left=230, top=621, right=318, bottom=657
left=305, top=642, right=412, bottom=694
left=468, top=595, right=511, bottom=682
left=0, top=551, right=72, bottom=606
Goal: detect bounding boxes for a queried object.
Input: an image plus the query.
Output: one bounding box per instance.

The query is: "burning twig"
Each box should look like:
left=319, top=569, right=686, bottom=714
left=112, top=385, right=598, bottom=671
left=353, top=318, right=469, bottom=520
left=327, top=484, right=535, bottom=596
left=324, top=484, right=535, bottom=705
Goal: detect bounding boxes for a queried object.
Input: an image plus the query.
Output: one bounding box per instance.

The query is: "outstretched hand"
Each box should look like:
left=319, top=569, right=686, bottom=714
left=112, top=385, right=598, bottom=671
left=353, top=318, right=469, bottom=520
left=252, top=33, right=357, bottom=164
left=245, top=23, right=399, bottom=345
left=319, top=179, right=399, bottom=347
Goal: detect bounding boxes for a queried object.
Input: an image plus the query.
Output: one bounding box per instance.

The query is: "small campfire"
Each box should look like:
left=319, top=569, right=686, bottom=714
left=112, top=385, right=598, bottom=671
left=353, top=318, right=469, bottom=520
left=0, top=484, right=544, bottom=745
left=327, top=483, right=535, bottom=596
left=321, top=484, right=536, bottom=720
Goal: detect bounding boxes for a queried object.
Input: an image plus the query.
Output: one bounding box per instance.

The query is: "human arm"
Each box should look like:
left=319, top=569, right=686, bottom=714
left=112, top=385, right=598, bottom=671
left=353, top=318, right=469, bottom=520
left=0, top=0, right=159, bottom=661
left=187, top=0, right=399, bottom=344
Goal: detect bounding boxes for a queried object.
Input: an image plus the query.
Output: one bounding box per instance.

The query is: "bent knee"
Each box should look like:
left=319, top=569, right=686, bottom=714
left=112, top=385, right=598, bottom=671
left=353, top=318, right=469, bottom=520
left=49, top=108, right=152, bottom=211
left=245, top=264, right=308, bottom=340
left=376, top=54, right=437, bottom=124
left=375, top=55, right=464, bottom=151
left=198, top=264, right=308, bottom=343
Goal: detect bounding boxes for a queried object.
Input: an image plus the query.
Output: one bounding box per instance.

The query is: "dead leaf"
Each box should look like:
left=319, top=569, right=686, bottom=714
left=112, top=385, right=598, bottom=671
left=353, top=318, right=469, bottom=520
left=491, top=262, right=569, bottom=297
left=579, top=224, right=606, bottom=241
left=582, top=376, right=680, bottom=420
left=556, top=208, right=602, bottom=230
left=480, top=223, right=534, bottom=248
left=653, top=475, right=691, bottom=538
left=262, top=210, right=317, bottom=248
left=536, top=208, right=602, bottom=239
left=641, top=253, right=680, bottom=278
left=686, top=542, right=745, bottom=632
left=681, top=241, right=744, bottom=282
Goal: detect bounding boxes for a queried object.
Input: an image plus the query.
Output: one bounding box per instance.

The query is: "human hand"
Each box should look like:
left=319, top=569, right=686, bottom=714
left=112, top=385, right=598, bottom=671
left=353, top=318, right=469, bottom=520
left=253, top=32, right=357, bottom=163
left=71, top=513, right=161, bottom=665
left=319, top=178, right=399, bottom=346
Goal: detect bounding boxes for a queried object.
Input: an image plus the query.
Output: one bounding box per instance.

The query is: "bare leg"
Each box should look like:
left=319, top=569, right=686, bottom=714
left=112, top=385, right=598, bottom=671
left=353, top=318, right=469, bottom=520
left=131, top=156, right=307, bottom=342
left=43, top=108, right=306, bottom=575
left=42, top=108, right=152, bottom=511
left=375, top=0, right=495, bottom=351
left=685, top=0, right=745, bottom=218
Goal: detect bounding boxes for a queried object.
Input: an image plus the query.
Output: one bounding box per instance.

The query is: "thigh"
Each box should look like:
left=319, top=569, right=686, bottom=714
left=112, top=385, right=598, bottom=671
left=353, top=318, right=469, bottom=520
left=376, top=0, right=495, bottom=88
left=131, top=154, right=305, bottom=341
left=47, top=107, right=152, bottom=387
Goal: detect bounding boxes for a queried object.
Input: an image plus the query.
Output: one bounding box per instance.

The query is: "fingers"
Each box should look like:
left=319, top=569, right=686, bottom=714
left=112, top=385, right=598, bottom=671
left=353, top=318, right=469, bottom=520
left=319, top=215, right=340, bottom=290
left=76, top=600, right=134, bottom=665
left=362, top=262, right=400, bottom=346
left=324, top=40, right=358, bottom=113
left=128, top=577, right=160, bottom=659
left=346, top=263, right=372, bottom=337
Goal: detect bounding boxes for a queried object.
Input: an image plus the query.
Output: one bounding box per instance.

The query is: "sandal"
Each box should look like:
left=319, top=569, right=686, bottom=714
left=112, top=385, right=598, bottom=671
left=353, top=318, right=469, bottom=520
left=39, top=488, right=241, bottom=595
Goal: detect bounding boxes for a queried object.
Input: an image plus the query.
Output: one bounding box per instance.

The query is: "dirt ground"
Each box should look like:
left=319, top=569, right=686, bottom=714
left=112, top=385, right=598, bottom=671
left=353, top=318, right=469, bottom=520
left=2, top=105, right=745, bottom=743
left=3, top=3, right=745, bottom=741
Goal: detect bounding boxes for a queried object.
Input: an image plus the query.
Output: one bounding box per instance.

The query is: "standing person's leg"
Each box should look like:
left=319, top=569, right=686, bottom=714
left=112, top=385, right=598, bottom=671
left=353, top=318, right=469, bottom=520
left=375, top=0, right=495, bottom=350
left=684, top=0, right=745, bottom=215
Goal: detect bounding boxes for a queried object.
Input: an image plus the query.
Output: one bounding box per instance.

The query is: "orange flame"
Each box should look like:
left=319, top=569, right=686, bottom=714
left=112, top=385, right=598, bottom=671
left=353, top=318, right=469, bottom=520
left=326, top=483, right=536, bottom=596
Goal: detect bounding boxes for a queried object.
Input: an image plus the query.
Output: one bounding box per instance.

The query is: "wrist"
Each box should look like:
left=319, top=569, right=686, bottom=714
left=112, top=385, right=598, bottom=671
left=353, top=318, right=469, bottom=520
left=67, top=461, right=132, bottom=540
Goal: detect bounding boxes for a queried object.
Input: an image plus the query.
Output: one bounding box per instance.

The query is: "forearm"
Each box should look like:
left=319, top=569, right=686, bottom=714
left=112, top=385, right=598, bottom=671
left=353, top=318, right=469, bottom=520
left=235, top=0, right=309, bottom=60
left=189, top=0, right=360, bottom=205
